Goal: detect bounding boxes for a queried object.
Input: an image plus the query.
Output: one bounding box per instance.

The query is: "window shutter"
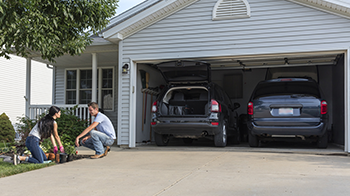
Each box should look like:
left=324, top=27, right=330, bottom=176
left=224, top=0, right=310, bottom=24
left=212, top=0, right=251, bottom=20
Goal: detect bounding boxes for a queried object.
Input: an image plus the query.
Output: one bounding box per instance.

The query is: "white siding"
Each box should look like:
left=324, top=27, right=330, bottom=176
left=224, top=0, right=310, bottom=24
left=122, top=0, right=350, bottom=60
left=0, top=55, right=52, bottom=124
left=119, top=56, right=131, bottom=145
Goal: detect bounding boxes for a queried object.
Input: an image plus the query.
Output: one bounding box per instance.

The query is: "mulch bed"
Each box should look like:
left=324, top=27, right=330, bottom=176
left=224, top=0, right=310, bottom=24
left=0, top=152, right=90, bottom=163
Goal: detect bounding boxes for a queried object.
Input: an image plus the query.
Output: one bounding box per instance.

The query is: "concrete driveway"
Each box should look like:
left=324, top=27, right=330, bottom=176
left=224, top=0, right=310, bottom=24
left=0, top=142, right=349, bottom=196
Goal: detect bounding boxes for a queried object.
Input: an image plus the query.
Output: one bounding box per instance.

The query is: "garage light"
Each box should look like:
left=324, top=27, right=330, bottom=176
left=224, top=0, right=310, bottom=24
left=122, top=63, right=129, bottom=74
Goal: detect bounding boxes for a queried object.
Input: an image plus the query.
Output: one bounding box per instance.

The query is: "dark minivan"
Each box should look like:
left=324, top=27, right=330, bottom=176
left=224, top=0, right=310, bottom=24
left=247, top=78, right=328, bottom=148
left=151, top=60, right=240, bottom=147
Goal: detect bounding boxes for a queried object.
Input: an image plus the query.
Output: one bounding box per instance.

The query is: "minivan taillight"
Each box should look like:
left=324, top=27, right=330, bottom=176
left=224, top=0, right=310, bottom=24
left=248, top=102, right=253, bottom=115
left=211, top=99, right=221, bottom=112
left=321, top=100, right=327, bottom=114
left=152, top=101, right=158, bottom=113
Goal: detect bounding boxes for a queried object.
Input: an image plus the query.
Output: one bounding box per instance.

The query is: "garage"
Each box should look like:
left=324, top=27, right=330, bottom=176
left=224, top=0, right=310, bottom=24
left=133, top=51, right=345, bottom=148
left=100, top=0, right=350, bottom=151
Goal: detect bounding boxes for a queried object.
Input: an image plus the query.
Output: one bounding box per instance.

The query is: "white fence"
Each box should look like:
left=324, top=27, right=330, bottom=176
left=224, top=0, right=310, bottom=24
left=27, top=104, right=91, bottom=122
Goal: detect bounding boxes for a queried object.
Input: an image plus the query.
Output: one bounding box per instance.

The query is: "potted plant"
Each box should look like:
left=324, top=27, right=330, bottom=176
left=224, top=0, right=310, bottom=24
left=63, top=143, right=76, bottom=162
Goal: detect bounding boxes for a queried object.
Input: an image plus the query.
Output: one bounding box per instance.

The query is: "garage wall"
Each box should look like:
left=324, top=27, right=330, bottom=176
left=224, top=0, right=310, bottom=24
left=332, top=57, right=345, bottom=145
left=136, top=65, right=166, bottom=143
left=122, top=0, right=350, bottom=60
left=212, top=69, right=266, bottom=115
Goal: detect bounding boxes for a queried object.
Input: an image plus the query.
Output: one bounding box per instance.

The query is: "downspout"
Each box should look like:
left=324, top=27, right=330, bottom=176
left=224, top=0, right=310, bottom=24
left=92, top=53, right=98, bottom=103
left=46, top=64, right=55, bottom=104
left=25, top=58, right=31, bottom=118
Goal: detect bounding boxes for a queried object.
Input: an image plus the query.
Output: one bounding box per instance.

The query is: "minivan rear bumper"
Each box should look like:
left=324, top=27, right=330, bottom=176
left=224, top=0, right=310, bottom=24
left=248, top=121, right=326, bottom=136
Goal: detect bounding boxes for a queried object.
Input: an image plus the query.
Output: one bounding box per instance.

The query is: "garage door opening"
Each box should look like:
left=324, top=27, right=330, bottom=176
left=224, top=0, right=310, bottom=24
left=134, top=52, right=345, bottom=149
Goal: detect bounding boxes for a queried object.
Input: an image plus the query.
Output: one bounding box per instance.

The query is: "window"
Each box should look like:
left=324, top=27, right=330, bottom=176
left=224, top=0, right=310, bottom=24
left=65, top=68, right=114, bottom=111
left=66, top=70, right=77, bottom=104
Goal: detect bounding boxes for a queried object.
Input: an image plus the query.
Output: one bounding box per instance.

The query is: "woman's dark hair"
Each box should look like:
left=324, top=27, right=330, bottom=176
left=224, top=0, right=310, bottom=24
left=38, top=106, right=60, bottom=139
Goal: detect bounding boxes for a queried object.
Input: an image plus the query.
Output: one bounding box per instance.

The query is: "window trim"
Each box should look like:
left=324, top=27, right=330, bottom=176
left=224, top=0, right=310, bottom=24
left=64, top=67, right=115, bottom=111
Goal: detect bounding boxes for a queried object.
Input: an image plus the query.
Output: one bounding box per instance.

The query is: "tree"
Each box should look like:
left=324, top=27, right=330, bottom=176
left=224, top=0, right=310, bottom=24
left=0, top=113, right=16, bottom=143
left=0, top=0, right=118, bottom=62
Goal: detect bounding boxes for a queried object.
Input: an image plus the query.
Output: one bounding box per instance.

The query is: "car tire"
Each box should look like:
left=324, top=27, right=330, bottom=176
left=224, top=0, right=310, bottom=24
left=248, top=132, right=259, bottom=147
left=155, top=133, right=169, bottom=146
left=317, top=133, right=328, bottom=149
left=214, top=121, right=227, bottom=147
left=183, top=138, right=193, bottom=145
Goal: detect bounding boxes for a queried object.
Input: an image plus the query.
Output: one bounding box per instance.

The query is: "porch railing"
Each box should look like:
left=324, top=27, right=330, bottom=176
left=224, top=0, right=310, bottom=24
left=27, top=104, right=91, bottom=122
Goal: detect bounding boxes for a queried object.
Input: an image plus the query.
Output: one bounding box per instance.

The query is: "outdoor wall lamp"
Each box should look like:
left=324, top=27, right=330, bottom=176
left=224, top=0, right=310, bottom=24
left=122, top=63, right=129, bottom=74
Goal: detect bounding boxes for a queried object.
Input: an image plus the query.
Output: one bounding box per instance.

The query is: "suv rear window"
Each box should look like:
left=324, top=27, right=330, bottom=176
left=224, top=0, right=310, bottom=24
left=253, top=81, right=320, bottom=99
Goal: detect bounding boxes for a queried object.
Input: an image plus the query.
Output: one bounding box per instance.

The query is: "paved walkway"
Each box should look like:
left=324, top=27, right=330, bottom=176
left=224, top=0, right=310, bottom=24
left=0, top=143, right=349, bottom=196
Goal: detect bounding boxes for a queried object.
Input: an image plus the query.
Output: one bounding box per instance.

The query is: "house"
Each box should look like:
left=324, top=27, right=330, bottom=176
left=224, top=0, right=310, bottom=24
left=26, top=0, right=350, bottom=152
left=0, top=55, right=52, bottom=126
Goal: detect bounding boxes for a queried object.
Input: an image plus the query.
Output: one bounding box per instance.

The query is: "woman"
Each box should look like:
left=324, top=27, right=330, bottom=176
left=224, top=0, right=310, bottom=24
left=13, top=106, right=65, bottom=165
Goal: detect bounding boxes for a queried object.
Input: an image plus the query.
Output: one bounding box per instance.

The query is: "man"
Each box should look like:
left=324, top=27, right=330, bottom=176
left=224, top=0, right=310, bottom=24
left=75, top=102, right=116, bottom=159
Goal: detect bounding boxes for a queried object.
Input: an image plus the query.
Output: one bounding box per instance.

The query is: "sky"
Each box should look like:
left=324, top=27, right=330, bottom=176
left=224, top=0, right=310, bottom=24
left=116, top=0, right=147, bottom=15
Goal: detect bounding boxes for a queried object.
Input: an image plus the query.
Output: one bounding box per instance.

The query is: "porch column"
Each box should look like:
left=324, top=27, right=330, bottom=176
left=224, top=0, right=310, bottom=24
left=92, top=53, right=98, bottom=103
left=25, top=58, right=31, bottom=118
left=129, top=60, right=136, bottom=148
left=345, top=49, right=350, bottom=153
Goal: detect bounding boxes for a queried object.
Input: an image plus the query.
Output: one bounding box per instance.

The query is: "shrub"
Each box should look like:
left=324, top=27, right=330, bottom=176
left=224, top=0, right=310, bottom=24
left=0, top=113, right=16, bottom=143
left=57, top=106, right=89, bottom=146
left=16, top=116, right=37, bottom=144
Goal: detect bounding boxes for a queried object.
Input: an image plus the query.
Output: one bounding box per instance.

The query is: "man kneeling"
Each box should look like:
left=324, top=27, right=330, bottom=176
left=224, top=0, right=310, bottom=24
left=75, top=102, right=116, bottom=159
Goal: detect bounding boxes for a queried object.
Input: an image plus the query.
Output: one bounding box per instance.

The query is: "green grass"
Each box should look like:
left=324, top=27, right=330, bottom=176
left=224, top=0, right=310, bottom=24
left=0, top=160, right=56, bottom=178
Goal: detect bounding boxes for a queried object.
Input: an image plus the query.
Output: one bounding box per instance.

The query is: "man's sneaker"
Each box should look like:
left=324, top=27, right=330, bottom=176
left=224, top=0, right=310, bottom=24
left=90, top=154, right=104, bottom=159
left=104, top=146, right=110, bottom=156
left=13, top=155, right=18, bottom=165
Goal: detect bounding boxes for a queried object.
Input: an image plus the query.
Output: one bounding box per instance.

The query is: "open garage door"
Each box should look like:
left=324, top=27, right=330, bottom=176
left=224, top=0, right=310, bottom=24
left=133, top=51, right=345, bottom=149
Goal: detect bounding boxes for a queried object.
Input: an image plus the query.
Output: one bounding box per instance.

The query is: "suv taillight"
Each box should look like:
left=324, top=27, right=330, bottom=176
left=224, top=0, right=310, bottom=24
left=152, top=101, right=158, bottom=113
left=248, top=102, right=253, bottom=115
left=211, top=99, right=221, bottom=112
left=321, top=100, right=327, bottom=114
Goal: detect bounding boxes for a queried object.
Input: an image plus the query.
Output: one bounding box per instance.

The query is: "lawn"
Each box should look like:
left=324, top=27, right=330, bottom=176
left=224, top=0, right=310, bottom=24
left=0, top=160, right=55, bottom=178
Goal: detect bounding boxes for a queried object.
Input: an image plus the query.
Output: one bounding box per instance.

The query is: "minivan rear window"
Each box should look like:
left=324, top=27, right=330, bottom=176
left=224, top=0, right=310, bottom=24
left=253, top=81, right=320, bottom=99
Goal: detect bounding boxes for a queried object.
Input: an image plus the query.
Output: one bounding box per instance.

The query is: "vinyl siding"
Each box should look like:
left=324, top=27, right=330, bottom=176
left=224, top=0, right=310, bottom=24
left=122, top=0, right=350, bottom=59
left=0, top=56, right=52, bottom=124
left=118, top=57, right=131, bottom=145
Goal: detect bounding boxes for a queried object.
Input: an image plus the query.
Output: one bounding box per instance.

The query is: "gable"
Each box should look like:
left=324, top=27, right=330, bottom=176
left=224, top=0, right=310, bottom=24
left=103, top=0, right=350, bottom=42
left=119, top=0, right=350, bottom=63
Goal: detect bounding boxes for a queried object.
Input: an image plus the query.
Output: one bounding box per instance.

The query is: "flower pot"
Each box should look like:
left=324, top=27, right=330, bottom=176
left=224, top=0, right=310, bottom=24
left=67, top=154, right=74, bottom=162
left=48, top=153, right=55, bottom=160
left=55, top=154, right=60, bottom=163
left=59, top=153, right=67, bottom=163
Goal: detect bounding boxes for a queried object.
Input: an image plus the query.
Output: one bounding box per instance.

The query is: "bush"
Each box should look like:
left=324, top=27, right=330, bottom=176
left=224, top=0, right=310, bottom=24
left=16, top=116, right=37, bottom=144
left=0, top=113, right=16, bottom=143
left=57, top=106, right=89, bottom=146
